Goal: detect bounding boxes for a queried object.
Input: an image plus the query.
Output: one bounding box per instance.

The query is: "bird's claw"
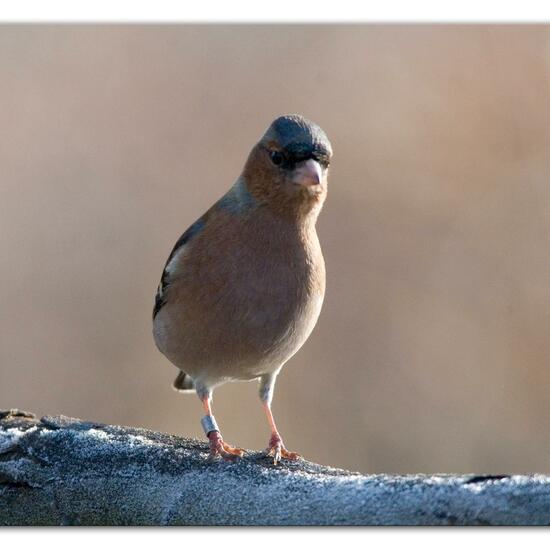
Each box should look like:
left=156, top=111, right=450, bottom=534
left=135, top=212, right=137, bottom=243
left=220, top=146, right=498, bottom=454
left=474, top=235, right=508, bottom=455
left=207, top=431, right=245, bottom=461
left=266, top=434, right=300, bottom=465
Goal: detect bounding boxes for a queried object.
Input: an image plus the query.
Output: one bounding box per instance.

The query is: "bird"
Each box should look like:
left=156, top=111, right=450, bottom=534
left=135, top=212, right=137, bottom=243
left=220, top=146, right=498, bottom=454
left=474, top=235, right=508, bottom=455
left=152, top=114, right=332, bottom=464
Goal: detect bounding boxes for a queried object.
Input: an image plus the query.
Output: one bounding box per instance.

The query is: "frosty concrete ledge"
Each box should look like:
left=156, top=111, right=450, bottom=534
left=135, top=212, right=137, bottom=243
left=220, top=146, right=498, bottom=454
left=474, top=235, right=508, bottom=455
left=1, top=409, right=549, bottom=526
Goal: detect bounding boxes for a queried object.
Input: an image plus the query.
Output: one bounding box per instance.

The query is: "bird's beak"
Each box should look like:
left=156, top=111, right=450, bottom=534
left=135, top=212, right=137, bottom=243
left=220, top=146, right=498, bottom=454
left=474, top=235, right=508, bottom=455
left=291, top=159, right=323, bottom=187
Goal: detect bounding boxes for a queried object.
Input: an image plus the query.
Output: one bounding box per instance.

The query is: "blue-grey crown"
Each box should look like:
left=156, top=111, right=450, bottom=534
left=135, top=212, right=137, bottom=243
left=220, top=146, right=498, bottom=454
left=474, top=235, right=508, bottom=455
left=263, top=114, right=332, bottom=158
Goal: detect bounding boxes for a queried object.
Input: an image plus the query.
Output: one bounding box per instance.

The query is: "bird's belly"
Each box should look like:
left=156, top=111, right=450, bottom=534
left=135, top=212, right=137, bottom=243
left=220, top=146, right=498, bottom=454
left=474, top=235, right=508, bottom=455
left=230, top=292, right=324, bottom=379
left=153, top=280, right=324, bottom=384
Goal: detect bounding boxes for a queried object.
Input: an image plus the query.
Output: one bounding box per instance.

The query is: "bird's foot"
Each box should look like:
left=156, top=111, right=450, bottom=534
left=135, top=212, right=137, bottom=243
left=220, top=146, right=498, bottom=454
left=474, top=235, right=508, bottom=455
left=207, top=430, right=245, bottom=461
left=265, top=433, right=301, bottom=465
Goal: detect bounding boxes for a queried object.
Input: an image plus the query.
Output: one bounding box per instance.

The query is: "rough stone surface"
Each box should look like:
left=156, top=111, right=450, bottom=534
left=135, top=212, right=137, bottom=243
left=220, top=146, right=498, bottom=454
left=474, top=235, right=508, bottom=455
left=1, top=409, right=549, bottom=525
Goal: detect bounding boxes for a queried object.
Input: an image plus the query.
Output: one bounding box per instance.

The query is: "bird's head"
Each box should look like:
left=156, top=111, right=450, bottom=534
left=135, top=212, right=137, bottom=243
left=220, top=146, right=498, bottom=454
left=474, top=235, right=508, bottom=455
left=242, top=115, right=332, bottom=220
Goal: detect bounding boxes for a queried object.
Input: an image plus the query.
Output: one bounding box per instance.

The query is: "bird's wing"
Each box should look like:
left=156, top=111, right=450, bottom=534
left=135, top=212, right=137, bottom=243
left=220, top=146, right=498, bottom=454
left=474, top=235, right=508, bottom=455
left=153, top=218, right=205, bottom=319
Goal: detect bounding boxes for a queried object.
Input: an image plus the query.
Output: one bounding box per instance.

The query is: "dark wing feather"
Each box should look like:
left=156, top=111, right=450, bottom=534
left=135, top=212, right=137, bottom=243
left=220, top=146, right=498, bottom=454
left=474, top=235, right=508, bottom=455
left=153, top=218, right=205, bottom=319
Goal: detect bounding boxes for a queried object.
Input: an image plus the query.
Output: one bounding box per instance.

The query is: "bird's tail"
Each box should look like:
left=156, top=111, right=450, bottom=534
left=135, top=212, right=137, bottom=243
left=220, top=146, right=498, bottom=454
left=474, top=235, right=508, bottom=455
left=173, top=371, right=196, bottom=393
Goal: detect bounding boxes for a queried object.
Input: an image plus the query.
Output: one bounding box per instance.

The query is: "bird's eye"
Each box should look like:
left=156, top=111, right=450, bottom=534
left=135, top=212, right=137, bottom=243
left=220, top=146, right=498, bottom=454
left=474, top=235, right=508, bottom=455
left=315, top=155, right=330, bottom=169
left=270, top=151, right=284, bottom=166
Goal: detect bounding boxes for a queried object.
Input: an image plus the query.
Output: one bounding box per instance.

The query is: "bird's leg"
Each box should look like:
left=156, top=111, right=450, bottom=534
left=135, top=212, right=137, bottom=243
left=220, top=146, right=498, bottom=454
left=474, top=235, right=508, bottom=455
left=263, top=404, right=301, bottom=464
left=259, top=374, right=301, bottom=465
left=200, top=393, right=244, bottom=461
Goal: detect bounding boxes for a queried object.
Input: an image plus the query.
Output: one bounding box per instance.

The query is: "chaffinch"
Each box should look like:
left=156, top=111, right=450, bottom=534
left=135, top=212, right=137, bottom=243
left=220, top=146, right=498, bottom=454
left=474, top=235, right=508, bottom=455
left=153, top=114, right=332, bottom=463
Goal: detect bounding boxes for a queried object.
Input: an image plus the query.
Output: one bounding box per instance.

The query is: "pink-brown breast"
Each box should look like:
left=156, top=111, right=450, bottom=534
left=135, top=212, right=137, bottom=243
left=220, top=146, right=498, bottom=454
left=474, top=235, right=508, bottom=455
left=153, top=205, right=325, bottom=387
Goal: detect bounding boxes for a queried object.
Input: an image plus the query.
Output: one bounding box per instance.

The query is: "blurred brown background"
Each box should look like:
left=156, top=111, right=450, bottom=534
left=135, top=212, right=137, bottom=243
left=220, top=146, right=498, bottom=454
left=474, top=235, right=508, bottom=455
left=1, top=25, right=550, bottom=474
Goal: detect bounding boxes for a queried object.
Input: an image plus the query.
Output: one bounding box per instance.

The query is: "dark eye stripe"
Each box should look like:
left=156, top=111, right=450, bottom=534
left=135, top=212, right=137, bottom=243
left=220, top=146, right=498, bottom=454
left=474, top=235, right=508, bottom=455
left=267, top=146, right=330, bottom=170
